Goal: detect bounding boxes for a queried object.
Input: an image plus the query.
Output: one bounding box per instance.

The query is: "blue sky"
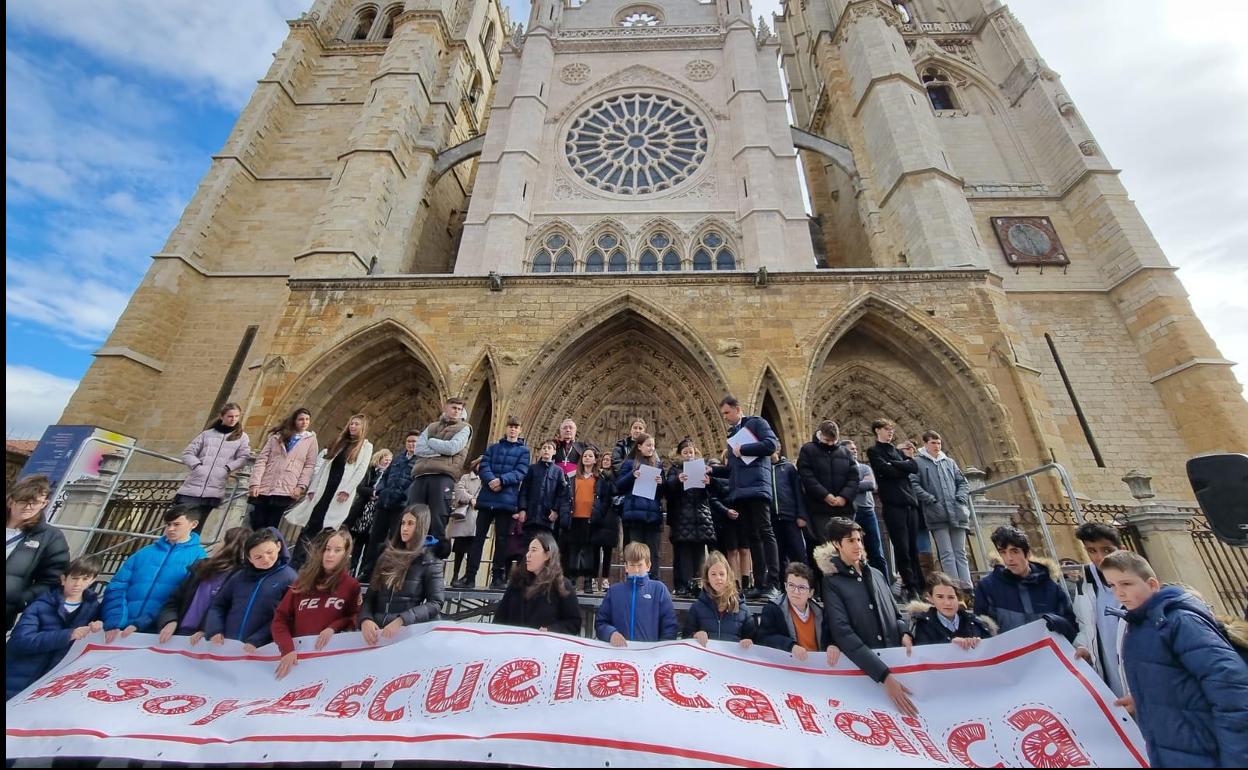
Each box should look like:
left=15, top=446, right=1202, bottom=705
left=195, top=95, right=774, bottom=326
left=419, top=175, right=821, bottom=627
left=6, top=0, right=1247, bottom=439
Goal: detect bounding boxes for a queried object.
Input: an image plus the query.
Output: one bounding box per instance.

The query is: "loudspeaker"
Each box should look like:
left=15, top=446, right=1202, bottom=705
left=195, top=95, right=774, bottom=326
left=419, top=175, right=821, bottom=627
left=1186, top=453, right=1248, bottom=547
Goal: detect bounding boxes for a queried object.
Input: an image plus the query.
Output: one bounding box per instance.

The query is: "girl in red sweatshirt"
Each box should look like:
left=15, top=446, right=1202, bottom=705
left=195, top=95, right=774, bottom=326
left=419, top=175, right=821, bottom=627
left=271, top=528, right=361, bottom=679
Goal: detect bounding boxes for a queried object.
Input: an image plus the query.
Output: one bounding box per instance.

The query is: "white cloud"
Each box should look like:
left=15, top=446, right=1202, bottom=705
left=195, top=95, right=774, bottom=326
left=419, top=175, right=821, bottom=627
left=5, top=365, right=79, bottom=440
left=6, top=0, right=308, bottom=108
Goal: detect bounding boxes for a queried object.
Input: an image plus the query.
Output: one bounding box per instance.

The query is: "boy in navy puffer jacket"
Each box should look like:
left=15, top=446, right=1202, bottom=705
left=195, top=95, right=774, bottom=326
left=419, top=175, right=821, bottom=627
left=518, top=440, right=568, bottom=536
left=7, top=556, right=103, bottom=700
left=204, top=528, right=296, bottom=651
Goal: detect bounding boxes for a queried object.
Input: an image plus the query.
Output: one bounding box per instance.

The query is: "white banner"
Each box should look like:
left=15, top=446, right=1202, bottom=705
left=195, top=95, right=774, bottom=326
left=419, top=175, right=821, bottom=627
left=6, top=621, right=1146, bottom=767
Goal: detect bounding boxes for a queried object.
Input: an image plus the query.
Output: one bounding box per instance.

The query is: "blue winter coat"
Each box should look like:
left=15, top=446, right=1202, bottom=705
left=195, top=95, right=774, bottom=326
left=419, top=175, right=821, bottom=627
left=616, top=459, right=664, bottom=527
left=770, top=457, right=808, bottom=522
left=202, top=530, right=296, bottom=647
left=711, top=416, right=779, bottom=503
left=596, top=576, right=678, bottom=643
left=682, top=590, right=757, bottom=643
left=376, top=450, right=418, bottom=510
left=101, top=533, right=207, bottom=632
left=973, top=561, right=1077, bottom=642
left=6, top=588, right=101, bottom=700
left=518, top=459, right=568, bottom=531
left=477, top=438, right=530, bottom=512
left=1120, top=585, right=1248, bottom=768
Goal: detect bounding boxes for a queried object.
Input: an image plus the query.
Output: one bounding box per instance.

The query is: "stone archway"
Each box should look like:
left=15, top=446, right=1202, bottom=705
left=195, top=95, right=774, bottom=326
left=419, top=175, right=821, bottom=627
left=276, top=321, right=447, bottom=455
left=515, top=298, right=728, bottom=460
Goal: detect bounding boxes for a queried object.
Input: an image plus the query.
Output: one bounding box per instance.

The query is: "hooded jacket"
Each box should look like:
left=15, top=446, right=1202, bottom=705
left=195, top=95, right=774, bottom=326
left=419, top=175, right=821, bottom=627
left=202, top=529, right=297, bottom=647
left=798, top=434, right=859, bottom=526
left=662, top=467, right=719, bottom=544
left=1120, top=585, right=1248, bottom=768
left=101, top=533, right=207, bottom=632
left=758, top=594, right=825, bottom=652
left=906, top=601, right=996, bottom=646
left=595, top=575, right=678, bottom=643
left=909, top=449, right=970, bottom=528
left=6, top=587, right=101, bottom=700
left=477, top=437, right=530, bottom=512
left=973, top=560, right=1078, bottom=642
left=814, top=543, right=909, bottom=683
left=251, top=431, right=319, bottom=498
left=710, top=416, right=779, bottom=504
left=682, top=590, right=757, bottom=643
left=176, top=423, right=252, bottom=500
left=6, top=517, right=70, bottom=631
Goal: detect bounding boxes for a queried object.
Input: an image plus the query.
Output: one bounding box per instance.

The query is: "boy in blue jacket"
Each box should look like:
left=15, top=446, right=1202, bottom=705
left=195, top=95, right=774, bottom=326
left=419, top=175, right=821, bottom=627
left=102, top=504, right=207, bottom=641
left=518, top=439, right=568, bottom=538
left=7, top=556, right=103, bottom=700
left=204, top=527, right=296, bottom=652
left=1101, top=550, right=1248, bottom=768
left=596, top=542, right=677, bottom=646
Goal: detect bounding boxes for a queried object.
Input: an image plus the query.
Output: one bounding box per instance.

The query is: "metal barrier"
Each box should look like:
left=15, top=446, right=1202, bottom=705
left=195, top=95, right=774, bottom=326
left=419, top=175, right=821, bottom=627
left=47, top=436, right=251, bottom=564
left=964, top=462, right=1084, bottom=587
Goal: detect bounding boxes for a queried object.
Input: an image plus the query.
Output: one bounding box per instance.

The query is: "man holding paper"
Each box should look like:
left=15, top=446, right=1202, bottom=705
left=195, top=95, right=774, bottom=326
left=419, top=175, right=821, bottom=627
left=711, top=396, right=781, bottom=601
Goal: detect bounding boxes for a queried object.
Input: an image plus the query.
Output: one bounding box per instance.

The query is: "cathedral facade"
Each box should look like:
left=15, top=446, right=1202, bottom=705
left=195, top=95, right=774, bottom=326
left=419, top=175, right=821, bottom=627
left=60, top=0, right=1247, bottom=519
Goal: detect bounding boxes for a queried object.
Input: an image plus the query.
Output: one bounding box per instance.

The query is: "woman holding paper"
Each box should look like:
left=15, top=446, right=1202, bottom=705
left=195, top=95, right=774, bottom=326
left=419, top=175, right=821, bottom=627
left=663, top=438, right=719, bottom=597
left=615, top=434, right=664, bottom=581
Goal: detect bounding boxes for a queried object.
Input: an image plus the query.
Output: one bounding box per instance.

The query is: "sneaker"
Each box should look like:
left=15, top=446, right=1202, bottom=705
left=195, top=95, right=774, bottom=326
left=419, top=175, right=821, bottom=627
left=761, top=586, right=782, bottom=603
left=489, top=578, right=507, bottom=591
left=451, top=577, right=471, bottom=590
left=598, top=579, right=610, bottom=592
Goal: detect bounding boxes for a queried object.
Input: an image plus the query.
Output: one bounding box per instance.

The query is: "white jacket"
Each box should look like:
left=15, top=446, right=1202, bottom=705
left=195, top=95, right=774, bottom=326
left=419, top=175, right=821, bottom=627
left=1072, top=563, right=1126, bottom=695
left=285, top=440, right=374, bottom=530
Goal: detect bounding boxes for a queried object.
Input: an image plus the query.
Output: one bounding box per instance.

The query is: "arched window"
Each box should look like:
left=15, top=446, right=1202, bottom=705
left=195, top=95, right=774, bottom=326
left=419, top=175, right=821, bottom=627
left=531, top=232, right=570, bottom=273
left=639, top=249, right=659, bottom=271
left=482, top=22, right=497, bottom=57
left=922, top=67, right=957, bottom=111
left=380, top=6, right=400, bottom=38
left=642, top=231, right=681, bottom=271
left=662, top=249, right=681, bottom=271
left=468, top=73, right=483, bottom=106
left=695, top=231, right=735, bottom=270
left=585, top=250, right=605, bottom=272
left=716, top=250, right=736, bottom=270
left=616, top=5, right=662, bottom=26
left=692, top=248, right=712, bottom=271
left=608, top=250, right=628, bottom=272
left=353, top=9, right=377, bottom=40
left=591, top=233, right=628, bottom=272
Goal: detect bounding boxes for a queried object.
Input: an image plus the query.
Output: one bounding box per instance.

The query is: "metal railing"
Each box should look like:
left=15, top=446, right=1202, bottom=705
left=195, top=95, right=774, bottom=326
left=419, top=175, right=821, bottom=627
left=1189, top=515, right=1248, bottom=617
left=965, top=462, right=1085, bottom=572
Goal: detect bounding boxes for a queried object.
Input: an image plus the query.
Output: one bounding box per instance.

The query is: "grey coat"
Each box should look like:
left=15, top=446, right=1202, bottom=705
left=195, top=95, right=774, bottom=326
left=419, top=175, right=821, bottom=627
left=909, top=451, right=970, bottom=528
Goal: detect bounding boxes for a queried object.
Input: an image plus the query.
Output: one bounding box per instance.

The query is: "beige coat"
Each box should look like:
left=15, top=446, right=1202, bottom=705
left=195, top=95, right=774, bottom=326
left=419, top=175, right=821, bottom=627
left=250, top=432, right=319, bottom=497
left=285, top=440, right=374, bottom=530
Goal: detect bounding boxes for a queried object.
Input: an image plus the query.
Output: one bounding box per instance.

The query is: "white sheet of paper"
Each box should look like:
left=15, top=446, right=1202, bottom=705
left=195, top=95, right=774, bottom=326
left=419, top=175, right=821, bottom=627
left=727, top=425, right=759, bottom=465
left=683, top=459, right=707, bottom=490
left=633, top=463, right=662, bottom=500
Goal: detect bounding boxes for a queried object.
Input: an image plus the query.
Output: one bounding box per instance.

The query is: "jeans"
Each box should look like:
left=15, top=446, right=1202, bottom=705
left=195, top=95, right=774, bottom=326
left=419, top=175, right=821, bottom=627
left=407, top=473, right=454, bottom=558
left=775, top=517, right=808, bottom=570
left=929, top=526, right=972, bottom=587
left=854, top=507, right=891, bottom=584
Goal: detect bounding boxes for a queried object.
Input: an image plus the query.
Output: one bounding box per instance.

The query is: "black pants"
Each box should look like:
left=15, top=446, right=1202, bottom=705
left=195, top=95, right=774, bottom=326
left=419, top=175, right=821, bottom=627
left=775, top=517, right=808, bottom=570
left=566, top=518, right=594, bottom=578
left=882, top=503, right=923, bottom=595
left=451, top=537, right=473, bottom=581
left=249, top=495, right=294, bottom=531
left=738, top=498, right=779, bottom=589
left=595, top=545, right=615, bottom=579
left=468, top=507, right=515, bottom=586
left=623, top=523, right=662, bottom=581
left=673, top=542, right=706, bottom=590
left=362, top=503, right=402, bottom=579
left=407, top=473, right=454, bottom=558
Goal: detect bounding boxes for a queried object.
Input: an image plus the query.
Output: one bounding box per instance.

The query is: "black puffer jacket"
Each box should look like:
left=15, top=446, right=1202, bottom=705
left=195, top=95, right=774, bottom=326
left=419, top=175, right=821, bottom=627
left=6, top=518, right=70, bottom=631
left=376, top=451, right=418, bottom=511
left=798, top=435, right=859, bottom=532
left=589, top=470, right=622, bottom=548
left=494, top=576, right=582, bottom=635
left=815, top=544, right=908, bottom=683
left=866, top=441, right=918, bottom=508
left=662, top=467, right=718, bottom=544
left=611, top=436, right=637, bottom=467
left=682, top=590, right=757, bottom=643
left=361, top=550, right=445, bottom=626
left=907, top=603, right=996, bottom=646
left=770, top=457, right=807, bottom=522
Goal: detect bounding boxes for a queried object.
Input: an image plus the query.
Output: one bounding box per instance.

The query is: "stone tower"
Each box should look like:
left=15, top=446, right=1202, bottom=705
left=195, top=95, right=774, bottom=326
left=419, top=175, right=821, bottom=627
left=58, top=0, right=1247, bottom=596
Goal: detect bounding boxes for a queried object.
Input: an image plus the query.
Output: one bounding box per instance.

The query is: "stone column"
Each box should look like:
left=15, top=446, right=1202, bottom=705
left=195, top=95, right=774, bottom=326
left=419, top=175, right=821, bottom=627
left=1119, top=470, right=1223, bottom=612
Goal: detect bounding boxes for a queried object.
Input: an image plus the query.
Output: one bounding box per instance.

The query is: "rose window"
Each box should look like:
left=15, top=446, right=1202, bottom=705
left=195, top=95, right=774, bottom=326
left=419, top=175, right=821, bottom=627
left=564, top=93, right=708, bottom=195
